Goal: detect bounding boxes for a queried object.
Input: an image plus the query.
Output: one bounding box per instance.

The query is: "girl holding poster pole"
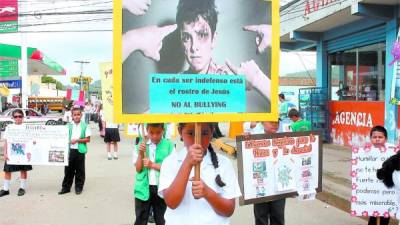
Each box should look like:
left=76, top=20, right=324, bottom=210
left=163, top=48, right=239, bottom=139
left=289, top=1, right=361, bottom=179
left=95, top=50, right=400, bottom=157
left=158, top=123, right=241, bottom=225
left=0, top=109, right=32, bottom=197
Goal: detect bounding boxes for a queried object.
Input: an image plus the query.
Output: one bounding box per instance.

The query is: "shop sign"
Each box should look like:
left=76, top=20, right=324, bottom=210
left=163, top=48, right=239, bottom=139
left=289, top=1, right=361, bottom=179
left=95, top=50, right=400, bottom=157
left=0, top=0, right=18, bottom=33
left=329, top=101, right=384, bottom=147
left=0, top=60, right=18, bottom=77
left=304, top=0, right=340, bottom=16
left=0, top=80, right=21, bottom=89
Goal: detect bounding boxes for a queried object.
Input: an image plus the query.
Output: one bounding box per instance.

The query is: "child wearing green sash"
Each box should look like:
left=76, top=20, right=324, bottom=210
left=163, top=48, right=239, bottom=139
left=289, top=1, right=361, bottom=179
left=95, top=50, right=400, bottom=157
left=58, top=107, right=91, bottom=195
left=134, top=123, right=174, bottom=225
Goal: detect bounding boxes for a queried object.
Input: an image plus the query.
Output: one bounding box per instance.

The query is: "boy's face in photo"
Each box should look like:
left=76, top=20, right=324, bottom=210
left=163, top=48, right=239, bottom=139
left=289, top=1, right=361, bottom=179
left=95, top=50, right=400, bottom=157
left=180, top=16, right=215, bottom=74
left=72, top=110, right=82, bottom=123
left=147, top=126, right=164, bottom=144
left=371, top=131, right=386, bottom=147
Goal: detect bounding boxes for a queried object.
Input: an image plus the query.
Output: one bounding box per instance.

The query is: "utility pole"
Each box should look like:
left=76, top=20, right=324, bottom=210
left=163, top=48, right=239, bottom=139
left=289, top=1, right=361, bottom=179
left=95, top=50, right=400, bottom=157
left=74, top=60, right=90, bottom=91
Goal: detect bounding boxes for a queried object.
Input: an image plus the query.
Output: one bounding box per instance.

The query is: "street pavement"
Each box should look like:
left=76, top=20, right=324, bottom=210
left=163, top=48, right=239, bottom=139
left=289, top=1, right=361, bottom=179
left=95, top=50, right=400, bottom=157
left=0, top=123, right=366, bottom=225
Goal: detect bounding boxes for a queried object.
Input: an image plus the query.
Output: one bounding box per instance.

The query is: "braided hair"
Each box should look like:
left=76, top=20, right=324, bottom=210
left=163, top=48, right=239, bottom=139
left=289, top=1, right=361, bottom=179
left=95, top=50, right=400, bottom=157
left=208, top=144, right=226, bottom=187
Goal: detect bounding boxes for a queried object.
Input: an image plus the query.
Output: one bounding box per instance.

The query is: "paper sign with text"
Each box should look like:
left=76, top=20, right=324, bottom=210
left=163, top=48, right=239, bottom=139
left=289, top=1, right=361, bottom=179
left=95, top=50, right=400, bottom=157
left=149, top=74, right=246, bottom=113
left=236, top=131, right=322, bottom=205
left=6, top=125, right=69, bottom=166
left=351, top=144, right=398, bottom=218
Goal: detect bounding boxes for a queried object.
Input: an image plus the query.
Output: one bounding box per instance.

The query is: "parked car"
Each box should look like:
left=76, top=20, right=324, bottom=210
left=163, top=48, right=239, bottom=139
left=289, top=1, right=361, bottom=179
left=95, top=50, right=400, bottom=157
left=0, top=108, right=63, bottom=130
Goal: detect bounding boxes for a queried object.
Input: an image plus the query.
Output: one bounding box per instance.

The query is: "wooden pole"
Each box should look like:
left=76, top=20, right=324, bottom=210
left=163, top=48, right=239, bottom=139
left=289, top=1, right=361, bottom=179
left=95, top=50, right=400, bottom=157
left=140, top=123, right=146, bottom=158
left=376, top=217, right=380, bottom=225
left=194, top=122, right=201, bottom=181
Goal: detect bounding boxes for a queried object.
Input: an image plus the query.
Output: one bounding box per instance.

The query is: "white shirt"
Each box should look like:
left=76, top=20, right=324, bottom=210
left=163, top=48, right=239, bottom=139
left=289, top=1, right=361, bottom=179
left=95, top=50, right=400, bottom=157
left=63, top=110, right=72, bottom=123
left=243, top=122, right=264, bottom=134
left=158, top=147, right=242, bottom=225
left=148, top=139, right=157, bottom=185
left=105, top=122, right=118, bottom=129
left=70, top=121, right=92, bottom=149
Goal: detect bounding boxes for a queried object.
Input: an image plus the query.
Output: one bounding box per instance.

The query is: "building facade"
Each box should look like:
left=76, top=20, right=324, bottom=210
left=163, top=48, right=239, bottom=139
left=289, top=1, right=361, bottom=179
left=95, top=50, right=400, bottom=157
left=281, top=0, right=399, bottom=146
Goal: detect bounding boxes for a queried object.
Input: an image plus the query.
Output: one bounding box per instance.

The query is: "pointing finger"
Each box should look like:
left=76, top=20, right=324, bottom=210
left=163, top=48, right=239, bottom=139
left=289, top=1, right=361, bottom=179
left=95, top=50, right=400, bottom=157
left=159, top=24, right=177, bottom=39
left=225, top=60, right=239, bottom=75
left=243, top=25, right=261, bottom=33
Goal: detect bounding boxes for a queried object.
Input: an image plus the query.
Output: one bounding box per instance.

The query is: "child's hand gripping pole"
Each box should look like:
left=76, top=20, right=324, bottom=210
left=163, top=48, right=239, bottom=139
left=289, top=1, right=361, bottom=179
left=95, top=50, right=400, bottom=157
left=194, top=123, right=201, bottom=181
left=140, top=123, right=147, bottom=158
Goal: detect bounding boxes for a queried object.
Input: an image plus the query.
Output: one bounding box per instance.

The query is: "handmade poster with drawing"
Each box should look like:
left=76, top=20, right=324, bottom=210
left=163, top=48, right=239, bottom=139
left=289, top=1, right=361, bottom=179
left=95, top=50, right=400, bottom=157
left=6, top=124, right=69, bottom=166
left=274, top=159, right=296, bottom=192
left=236, top=131, right=322, bottom=205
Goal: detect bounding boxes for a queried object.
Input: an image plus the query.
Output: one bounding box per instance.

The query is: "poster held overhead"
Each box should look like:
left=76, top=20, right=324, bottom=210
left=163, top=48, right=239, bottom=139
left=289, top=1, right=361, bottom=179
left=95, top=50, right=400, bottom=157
left=113, top=0, right=280, bottom=123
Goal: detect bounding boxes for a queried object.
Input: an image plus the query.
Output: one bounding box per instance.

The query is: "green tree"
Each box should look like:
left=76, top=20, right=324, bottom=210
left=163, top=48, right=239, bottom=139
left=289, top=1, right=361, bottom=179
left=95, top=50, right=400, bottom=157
left=41, top=75, right=65, bottom=90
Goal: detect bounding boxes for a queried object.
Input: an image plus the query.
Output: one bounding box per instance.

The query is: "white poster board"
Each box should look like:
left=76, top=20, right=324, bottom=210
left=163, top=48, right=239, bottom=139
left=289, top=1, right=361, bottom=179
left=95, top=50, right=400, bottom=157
left=236, top=131, right=322, bottom=205
left=6, top=124, right=69, bottom=166
left=351, top=144, right=398, bottom=218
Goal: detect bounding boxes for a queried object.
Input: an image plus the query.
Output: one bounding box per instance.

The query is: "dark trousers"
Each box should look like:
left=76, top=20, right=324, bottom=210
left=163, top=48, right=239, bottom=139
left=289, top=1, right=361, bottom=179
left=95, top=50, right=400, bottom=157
left=61, top=148, right=85, bottom=191
left=134, top=185, right=166, bottom=225
left=368, top=217, right=390, bottom=225
left=254, top=199, right=286, bottom=225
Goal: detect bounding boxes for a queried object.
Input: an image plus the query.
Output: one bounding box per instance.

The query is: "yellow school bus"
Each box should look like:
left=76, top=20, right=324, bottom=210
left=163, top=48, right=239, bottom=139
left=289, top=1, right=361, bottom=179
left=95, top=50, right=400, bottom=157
left=28, top=96, right=65, bottom=112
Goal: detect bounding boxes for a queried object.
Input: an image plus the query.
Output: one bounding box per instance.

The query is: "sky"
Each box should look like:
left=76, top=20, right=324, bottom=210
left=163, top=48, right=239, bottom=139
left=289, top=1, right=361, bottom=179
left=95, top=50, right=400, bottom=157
left=0, top=0, right=315, bottom=85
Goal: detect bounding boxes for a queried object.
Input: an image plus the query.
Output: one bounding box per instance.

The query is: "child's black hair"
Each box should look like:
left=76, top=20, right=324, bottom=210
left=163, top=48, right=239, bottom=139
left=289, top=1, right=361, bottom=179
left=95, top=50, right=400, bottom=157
left=370, top=125, right=387, bottom=139
left=178, top=123, right=225, bottom=187
left=377, top=152, right=400, bottom=188
left=146, top=123, right=165, bottom=129
left=176, top=0, right=218, bottom=37
left=288, top=108, right=300, bottom=118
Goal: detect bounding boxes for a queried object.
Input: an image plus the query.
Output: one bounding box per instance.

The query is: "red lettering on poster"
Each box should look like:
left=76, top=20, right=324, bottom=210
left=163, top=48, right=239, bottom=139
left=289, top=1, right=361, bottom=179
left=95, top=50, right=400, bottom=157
left=252, top=148, right=270, bottom=158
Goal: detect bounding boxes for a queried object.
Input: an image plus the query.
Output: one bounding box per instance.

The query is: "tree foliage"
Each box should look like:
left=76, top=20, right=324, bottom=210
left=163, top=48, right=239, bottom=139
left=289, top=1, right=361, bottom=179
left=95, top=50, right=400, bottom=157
left=41, top=75, right=65, bottom=90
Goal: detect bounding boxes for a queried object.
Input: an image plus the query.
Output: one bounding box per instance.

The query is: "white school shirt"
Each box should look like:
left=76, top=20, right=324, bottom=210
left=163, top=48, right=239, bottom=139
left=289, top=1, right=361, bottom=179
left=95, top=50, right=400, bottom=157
left=70, top=121, right=92, bottom=149
left=105, top=122, right=118, bottom=129
left=147, top=139, right=157, bottom=185
left=158, top=147, right=242, bottom=225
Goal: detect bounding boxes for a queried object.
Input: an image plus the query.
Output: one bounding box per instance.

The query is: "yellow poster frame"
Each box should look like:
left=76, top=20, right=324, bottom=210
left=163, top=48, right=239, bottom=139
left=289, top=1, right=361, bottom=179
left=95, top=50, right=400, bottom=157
left=113, top=0, right=279, bottom=123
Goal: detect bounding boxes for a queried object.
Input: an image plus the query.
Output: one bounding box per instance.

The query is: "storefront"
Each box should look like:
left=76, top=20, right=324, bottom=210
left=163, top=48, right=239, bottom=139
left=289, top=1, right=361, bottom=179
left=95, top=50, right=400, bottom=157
left=0, top=43, right=65, bottom=108
left=281, top=0, right=398, bottom=146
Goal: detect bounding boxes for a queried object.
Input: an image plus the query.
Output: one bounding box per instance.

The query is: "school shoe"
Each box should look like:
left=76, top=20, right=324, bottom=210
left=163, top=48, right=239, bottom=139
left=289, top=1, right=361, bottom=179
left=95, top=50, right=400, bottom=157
left=58, top=189, right=70, bottom=195
left=0, top=190, right=9, bottom=197
left=17, top=188, right=25, bottom=196
left=113, top=156, right=118, bottom=160
left=148, top=214, right=155, bottom=223
left=108, top=156, right=112, bottom=160
left=75, top=189, right=82, bottom=195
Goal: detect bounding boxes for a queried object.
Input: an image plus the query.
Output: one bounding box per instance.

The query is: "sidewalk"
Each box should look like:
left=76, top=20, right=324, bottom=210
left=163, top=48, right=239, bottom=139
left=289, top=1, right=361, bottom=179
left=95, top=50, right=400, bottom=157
left=0, top=123, right=369, bottom=225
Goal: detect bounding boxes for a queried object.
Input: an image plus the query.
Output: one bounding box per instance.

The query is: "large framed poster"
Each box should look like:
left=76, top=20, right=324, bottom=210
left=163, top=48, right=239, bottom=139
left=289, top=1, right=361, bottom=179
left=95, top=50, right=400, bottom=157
left=6, top=124, right=69, bottom=166
left=113, top=0, right=279, bottom=122
left=236, top=131, right=322, bottom=205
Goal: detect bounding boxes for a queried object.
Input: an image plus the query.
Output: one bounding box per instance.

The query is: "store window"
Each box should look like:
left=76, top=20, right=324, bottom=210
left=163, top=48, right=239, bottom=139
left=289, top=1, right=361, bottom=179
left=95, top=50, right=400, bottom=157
left=329, top=43, right=385, bottom=101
